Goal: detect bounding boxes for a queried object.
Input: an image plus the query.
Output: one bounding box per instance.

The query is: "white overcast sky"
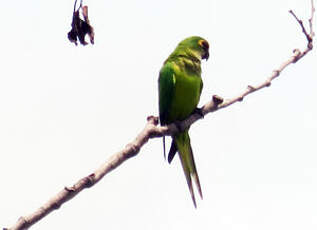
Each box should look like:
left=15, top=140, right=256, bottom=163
left=1, top=0, right=317, bottom=229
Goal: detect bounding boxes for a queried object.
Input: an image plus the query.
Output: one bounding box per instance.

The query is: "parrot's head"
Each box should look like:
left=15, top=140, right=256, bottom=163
left=178, top=36, right=210, bottom=61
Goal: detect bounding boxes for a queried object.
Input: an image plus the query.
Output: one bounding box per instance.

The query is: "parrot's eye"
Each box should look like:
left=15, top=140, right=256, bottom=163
left=198, top=40, right=209, bottom=50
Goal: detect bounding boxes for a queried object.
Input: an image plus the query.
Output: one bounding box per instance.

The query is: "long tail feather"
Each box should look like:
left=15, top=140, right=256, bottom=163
left=174, top=131, right=202, bottom=207
left=189, top=145, right=203, bottom=199
left=178, top=149, right=197, bottom=207
left=192, top=171, right=203, bottom=199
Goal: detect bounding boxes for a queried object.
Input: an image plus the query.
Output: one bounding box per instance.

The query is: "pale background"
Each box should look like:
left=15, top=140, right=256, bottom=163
left=1, top=0, right=317, bottom=229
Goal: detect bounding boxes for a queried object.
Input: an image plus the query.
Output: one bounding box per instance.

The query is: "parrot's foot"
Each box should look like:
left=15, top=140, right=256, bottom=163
left=174, top=120, right=184, bottom=132
left=193, top=107, right=204, bottom=118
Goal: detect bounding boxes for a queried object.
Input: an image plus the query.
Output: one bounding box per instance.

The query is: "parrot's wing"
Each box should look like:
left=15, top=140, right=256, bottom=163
left=200, top=79, right=203, bottom=95
left=159, top=63, right=176, bottom=159
left=158, top=63, right=176, bottom=125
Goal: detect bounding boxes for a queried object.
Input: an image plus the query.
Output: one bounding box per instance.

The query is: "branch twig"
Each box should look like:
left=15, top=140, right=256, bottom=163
left=4, top=2, right=315, bottom=230
left=309, top=0, right=316, bottom=38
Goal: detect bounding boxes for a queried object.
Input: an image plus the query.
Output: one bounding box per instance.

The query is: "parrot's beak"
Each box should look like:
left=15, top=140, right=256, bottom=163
left=199, top=39, right=210, bottom=61
left=202, top=50, right=209, bottom=60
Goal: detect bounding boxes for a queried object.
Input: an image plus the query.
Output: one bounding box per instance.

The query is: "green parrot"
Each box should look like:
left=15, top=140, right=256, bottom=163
left=158, top=36, right=209, bottom=207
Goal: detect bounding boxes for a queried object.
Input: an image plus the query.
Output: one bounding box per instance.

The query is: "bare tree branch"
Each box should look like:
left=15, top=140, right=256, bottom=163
left=4, top=2, right=315, bottom=230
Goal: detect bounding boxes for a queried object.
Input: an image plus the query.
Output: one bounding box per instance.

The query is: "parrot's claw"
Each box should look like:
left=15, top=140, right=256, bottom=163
left=174, top=120, right=183, bottom=132
left=193, top=107, right=204, bottom=118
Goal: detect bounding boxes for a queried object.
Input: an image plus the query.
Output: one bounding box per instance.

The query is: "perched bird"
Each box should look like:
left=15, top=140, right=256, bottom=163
left=158, top=36, right=209, bottom=207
